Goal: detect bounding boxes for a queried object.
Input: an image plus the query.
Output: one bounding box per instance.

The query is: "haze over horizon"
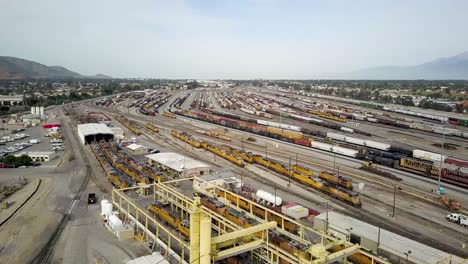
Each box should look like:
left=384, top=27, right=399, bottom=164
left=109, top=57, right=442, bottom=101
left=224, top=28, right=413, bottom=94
left=1, top=0, right=467, bottom=79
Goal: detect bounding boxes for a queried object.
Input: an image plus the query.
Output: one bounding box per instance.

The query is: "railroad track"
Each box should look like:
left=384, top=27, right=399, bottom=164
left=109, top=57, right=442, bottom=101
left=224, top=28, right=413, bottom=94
left=82, top=100, right=468, bottom=257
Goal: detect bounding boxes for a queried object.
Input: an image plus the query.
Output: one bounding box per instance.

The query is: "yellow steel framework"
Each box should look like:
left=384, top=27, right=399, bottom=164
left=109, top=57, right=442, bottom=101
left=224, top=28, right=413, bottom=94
left=111, top=177, right=391, bottom=264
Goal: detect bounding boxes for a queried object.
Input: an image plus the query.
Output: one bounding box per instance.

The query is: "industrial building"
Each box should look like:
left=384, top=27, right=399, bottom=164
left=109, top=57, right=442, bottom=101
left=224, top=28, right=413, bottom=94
left=125, top=143, right=148, bottom=155
left=146, top=152, right=211, bottom=177
left=15, top=151, right=57, bottom=162
left=314, top=211, right=464, bottom=264
left=77, top=123, right=114, bottom=145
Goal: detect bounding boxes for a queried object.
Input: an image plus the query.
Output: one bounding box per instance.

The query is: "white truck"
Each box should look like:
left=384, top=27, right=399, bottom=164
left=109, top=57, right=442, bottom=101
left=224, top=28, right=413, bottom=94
left=446, top=213, right=468, bottom=228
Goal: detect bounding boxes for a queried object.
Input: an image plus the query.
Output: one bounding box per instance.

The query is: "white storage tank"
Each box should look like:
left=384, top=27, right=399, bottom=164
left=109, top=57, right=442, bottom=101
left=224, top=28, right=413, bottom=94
left=101, top=199, right=113, bottom=217
left=108, top=214, right=123, bottom=230
left=31, top=107, right=36, bottom=115
left=35, top=106, right=40, bottom=116
left=39, top=106, right=45, bottom=117
left=256, top=189, right=282, bottom=206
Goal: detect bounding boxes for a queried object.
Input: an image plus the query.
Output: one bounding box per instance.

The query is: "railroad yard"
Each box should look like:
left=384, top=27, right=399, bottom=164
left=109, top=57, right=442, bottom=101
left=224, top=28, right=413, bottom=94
left=2, top=86, right=468, bottom=264
left=87, top=87, right=468, bottom=263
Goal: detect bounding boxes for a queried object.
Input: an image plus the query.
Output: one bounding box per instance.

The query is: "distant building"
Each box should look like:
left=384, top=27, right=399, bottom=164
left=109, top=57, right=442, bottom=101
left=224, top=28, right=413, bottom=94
left=125, top=143, right=148, bottom=155
left=77, top=123, right=114, bottom=145
left=15, top=151, right=57, bottom=162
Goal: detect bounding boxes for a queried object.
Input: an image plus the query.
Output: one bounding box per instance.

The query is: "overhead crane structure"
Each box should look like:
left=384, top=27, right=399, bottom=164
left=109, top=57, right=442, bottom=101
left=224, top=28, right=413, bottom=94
left=111, top=177, right=389, bottom=264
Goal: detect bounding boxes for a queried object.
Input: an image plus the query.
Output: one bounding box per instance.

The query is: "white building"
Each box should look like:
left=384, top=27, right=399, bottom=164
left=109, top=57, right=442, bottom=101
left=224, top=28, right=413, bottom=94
left=314, top=211, right=465, bottom=264
left=77, top=123, right=114, bottom=145
left=15, top=151, right=57, bottom=162
left=146, top=152, right=211, bottom=178
left=125, top=143, right=148, bottom=155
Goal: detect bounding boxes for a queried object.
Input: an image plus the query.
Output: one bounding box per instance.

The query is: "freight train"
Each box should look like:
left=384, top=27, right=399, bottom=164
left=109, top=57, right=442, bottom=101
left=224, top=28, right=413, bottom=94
left=171, top=130, right=244, bottom=167
left=172, top=109, right=468, bottom=188
left=90, top=144, right=134, bottom=188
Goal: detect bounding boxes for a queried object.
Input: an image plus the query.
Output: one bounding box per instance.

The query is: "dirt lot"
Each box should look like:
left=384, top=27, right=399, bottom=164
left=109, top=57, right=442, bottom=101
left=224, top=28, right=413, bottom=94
left=0, top=178, right=60, bottom=264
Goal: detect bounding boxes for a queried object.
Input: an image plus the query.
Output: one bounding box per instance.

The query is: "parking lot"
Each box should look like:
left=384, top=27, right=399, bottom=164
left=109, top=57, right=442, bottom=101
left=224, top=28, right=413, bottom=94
left=0, top=124, right=65, bottom=164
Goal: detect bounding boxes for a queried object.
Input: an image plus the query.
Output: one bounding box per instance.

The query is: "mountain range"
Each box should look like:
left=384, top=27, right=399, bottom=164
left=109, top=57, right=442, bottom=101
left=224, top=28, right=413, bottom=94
left=0, top=56, right=111, bottom=80
left=341, top=51, right=468, bottom=80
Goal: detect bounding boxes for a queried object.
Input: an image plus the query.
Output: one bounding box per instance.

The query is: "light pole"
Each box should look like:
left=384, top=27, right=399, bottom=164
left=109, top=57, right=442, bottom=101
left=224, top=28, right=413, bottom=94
left=392, top=185, right=397, bottom=218
left=346, top=227, right=353, bottom=241
left=437, top=123, right=446, bottom=192
left=333, top=153, right=336, bottom=173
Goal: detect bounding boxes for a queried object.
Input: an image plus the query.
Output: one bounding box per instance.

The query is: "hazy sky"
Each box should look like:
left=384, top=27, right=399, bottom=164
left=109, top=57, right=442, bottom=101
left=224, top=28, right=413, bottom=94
left=1, top=0, right=467, bottom=79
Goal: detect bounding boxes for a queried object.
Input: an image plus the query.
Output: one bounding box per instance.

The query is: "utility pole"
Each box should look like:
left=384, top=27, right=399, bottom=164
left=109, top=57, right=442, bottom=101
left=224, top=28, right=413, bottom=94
left=274, top=183, right=277, bottom=207
left=333, top=153, right=336, bottom=173
left=392, top=185, right=397, bottom=218
left=288, top=156, right=291, bottom=187
left=325, top=202, right=329, bottom=232
left=438, top=124, right=445, bottom=192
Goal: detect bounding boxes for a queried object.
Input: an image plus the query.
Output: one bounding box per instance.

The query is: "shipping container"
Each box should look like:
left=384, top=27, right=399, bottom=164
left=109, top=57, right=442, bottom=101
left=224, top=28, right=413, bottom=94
left=327, top=132, right=346, bottom=141
left=413, top=149, right=443, bottom=162
left=364, top=140, right=391, bottom=151
left=311, top=141, right=332, bottom=151
left=331, top=146, right=358, bottom=157
left=345, top=136, right=366, bottom=146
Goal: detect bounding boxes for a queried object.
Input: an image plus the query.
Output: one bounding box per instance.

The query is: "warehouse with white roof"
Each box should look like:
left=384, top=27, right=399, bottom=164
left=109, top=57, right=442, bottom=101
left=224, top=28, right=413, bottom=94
left=314, top=211, right=465, bottom=264
left=77, top=123, right=114, bottom=145
left=146, top=152, right=211, bottom=177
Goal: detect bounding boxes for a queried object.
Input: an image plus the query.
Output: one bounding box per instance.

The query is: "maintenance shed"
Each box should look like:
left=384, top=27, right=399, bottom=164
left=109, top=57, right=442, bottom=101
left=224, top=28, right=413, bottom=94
left=314, top=211, right=464, bottom=264
left=77, top=123, right=114, bottom=145
left=146, top=152, right=211, bottom=177
left=125, top=143, right=148, bottom=155
left=15, top=151, right=57, bottom=162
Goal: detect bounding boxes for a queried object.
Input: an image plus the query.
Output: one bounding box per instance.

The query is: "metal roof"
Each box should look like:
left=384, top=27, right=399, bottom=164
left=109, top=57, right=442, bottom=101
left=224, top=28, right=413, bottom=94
left=126, top=143, right=146, bottom=151
left=316, top=211, right=464, bottom=264
left=77, top=123, right=114, bottom=136
left=146, top=152, right=210, bottom=172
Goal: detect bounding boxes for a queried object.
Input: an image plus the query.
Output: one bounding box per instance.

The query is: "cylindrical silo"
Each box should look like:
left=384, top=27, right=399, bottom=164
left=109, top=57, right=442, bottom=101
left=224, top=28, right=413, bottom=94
left=31, top=107, right=35, bottom=115
left=40, top=106, right=45, bottom=117
left=35, top=106, right=40, bottom=116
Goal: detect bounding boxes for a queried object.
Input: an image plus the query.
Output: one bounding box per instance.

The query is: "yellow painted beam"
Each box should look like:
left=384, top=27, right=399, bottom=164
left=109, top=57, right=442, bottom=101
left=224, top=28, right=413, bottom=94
left=323, top=239, right=346, bottom=249
left=211, top=221, right=277, bottom=244
left=312, top=244, right=360, bottom=264
left=213, top=240, right=264, bottom=261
